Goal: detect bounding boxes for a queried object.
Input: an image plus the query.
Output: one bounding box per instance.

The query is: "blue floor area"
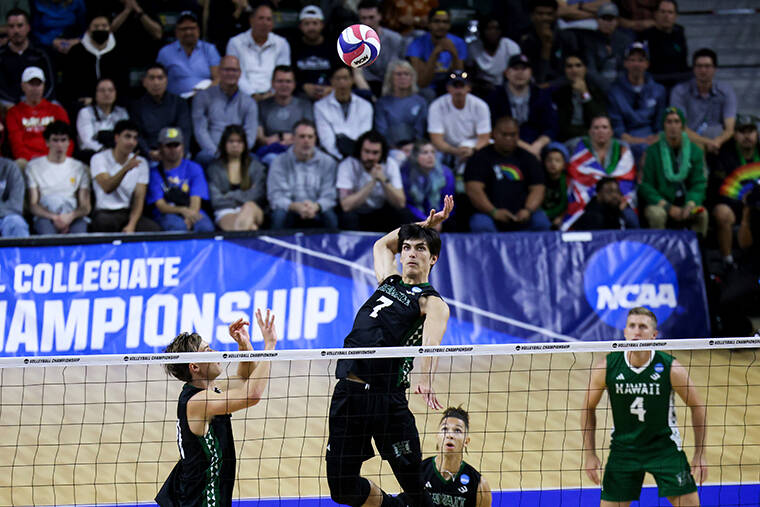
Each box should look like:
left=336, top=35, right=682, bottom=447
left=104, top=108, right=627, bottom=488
left=220, top=484, right=760, bottom=507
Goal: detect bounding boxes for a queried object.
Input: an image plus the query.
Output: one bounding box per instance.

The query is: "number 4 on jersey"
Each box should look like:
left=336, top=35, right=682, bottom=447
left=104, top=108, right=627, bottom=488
left=369, top=296, right=393, bottom=318
left=630, top=396, right=646, bottom=422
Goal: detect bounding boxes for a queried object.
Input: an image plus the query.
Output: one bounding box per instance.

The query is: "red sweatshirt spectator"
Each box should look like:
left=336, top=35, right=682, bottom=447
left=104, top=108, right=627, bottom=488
left=6, top=66, right=71, bottom=169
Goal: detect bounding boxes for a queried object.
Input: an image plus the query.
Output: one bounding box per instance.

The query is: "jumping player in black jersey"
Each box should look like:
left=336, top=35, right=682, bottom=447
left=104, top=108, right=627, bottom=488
left=326, top=195, right=455, bottom=507
left=156, top=310, right=277, bottom=507
left=405, top=406, right=491, bottom=507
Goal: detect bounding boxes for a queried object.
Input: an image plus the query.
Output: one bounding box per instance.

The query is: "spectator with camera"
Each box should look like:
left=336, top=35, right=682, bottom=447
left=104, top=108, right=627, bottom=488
left=76, top=78, right=129, bottom=162
left=26, top=121, right=90, bottom=235
left=146, top=127, right=214, bottom=233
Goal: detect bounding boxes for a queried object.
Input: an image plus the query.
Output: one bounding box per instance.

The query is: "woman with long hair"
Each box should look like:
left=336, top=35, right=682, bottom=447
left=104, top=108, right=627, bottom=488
left=206, top=125, right=266, bottom=231
left=374, top=60, right=428, bottom=149
left=76, top=78, right=129, bottom=159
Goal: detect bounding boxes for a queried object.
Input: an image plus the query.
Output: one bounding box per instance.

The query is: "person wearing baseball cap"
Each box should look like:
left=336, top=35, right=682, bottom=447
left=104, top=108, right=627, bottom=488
left=607, top=40, right=666, bottom=163
left=709, top=113, right=760, bottom=267
left=157, top=10, right=221, bottom=97
left=583, top=2, right=634, bottom=93
left=291, top=4, right=335, bottom=101
left=485, top=53, right=557, bottom=159
left=5, top=65, right=71, bottom=169
left=146, top=127, right=215, bottom=232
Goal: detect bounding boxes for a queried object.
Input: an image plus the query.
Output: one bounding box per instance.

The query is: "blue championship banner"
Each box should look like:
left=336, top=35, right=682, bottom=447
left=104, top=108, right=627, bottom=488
left=0, top=230, right=709, bottom=356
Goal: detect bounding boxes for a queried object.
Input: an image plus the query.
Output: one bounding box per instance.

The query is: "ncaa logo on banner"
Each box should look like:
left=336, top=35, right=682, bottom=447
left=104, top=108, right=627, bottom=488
left=583, top=241, right=678, bottom=329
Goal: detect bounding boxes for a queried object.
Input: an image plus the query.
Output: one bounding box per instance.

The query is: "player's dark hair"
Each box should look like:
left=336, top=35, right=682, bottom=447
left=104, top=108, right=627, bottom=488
left=164, top=332, right=204, bottom=382
left=627, top=307, right=658, bottom=327
left=293, top=118, right=316, bottom=133
left=564, top=50, right=587, bottom=66
left=43, top=120, right=72, bottom=140
left=692, top=48, right=717, bottom=67
left=494, top=115, right=519, bottom=131
left=397, top=224, right=442, bottom=259
left=441, top=406, right=469, bottom=431
left=354, top=130, right=388, bottom=163
left=114, top=119, right=139, bottom=136
left=218, top=124, right=252, bottom=190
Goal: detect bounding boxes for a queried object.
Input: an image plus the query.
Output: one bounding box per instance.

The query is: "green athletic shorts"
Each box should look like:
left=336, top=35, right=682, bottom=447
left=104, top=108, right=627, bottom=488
left=600, top=448, right=698, bottom=501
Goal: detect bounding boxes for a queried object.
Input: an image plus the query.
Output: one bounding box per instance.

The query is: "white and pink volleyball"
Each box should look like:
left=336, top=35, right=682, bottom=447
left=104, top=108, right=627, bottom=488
left=336, top=24, right=381, bottom=68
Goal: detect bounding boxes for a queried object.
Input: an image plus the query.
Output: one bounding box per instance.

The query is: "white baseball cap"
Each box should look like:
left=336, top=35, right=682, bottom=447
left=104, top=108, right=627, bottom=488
left=299, top=5, right=324, bottom=21
left=21, top=66, right=45, bottom=83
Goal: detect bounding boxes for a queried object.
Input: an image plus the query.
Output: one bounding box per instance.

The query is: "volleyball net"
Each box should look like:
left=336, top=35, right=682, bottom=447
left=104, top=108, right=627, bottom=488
left=0, top=338, right=758, bottom=506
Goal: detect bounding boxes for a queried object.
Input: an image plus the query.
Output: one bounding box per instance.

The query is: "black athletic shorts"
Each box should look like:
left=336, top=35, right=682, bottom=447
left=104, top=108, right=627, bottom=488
left=326, top=378, right=421, bottom=466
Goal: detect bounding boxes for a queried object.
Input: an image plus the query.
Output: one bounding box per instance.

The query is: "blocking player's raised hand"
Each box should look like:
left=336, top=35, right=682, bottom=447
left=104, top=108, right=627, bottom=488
left=229, top=318, right=251, bottom=350
left=255, top=308, right=278, bottom=351
left=420, top=194, right=454, bottom=230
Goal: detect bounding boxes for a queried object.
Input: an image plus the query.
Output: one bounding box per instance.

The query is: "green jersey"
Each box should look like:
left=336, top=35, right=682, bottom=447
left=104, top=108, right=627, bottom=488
left=606, top=350, right=682, bottom=453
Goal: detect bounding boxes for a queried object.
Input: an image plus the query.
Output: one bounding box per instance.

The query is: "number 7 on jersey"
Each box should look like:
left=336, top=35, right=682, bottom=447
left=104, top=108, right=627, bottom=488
left=369, top=296, right=393, bottom=318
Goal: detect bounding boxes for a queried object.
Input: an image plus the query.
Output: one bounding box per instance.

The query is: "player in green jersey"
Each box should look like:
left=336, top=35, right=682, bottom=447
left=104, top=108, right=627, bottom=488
left=581, top=306, right=707, bottom=506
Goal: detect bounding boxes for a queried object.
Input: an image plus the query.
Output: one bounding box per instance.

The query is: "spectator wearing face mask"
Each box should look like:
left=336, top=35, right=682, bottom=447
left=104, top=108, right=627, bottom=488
left=62, top=11, right=128, bottom=110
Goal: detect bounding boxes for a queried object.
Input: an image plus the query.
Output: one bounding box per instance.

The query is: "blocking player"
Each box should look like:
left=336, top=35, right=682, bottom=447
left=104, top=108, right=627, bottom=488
left=326, top=195, right=454, bottom=507
left=581, top=306, right=707, bottom=506
left=402, top=406, right=491, bottom=507
left=156, top=310, right=277, bottom=506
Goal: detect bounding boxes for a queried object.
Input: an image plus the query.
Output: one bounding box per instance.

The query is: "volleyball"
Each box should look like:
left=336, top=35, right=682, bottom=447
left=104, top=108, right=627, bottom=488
left=336, top=24, right=381, bottom=68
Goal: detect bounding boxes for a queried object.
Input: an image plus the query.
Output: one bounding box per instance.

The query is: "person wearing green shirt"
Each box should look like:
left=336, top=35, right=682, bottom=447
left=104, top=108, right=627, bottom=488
left=581, top=306, right=707, bottom=506
left=639, top=106, right=708, bottom=236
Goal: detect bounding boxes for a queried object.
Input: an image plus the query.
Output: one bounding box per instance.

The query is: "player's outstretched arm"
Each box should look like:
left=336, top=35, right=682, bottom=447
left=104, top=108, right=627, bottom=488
left=414, top=296, right=449, bottom=410
left=372, top=195, right=454, bottom=284
left=187, top=312, right=278, bottom=426
left=581, top=358, right=607, bottom=485
left=671, top=359, right=708, bottom=485
left=476, top=475, right=492, bottom=507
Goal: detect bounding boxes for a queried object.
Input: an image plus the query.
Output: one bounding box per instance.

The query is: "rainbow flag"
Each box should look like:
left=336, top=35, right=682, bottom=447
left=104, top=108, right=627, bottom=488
left=719, top=162, right=760, bottom=202
left=561, top=140, right=637, bottom=231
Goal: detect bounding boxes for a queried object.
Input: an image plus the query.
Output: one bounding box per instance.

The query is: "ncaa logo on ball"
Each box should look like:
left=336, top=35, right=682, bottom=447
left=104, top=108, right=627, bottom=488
left=583, top=241, right=678, bottom=330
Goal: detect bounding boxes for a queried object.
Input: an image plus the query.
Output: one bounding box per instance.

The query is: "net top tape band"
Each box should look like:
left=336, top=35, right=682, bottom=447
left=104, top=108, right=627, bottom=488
left=1, top=337, right=758, bottom=369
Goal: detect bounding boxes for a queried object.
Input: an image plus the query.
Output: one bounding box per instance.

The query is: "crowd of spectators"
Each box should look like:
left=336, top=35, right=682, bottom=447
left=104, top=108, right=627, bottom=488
left=0, top=0, right=757, bottom=285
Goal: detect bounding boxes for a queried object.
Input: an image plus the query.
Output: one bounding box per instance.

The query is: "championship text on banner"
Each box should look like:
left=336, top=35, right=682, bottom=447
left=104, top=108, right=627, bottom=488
left=0, top=230, right=709, bottom=356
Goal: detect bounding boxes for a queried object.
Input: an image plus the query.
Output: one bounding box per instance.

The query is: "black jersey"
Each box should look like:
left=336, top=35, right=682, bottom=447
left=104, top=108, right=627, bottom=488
left=156, top=383, right=236, bottom=507
left=336, top=274, right=442, bottom=391
left=421, top=456, right=481, bottom=507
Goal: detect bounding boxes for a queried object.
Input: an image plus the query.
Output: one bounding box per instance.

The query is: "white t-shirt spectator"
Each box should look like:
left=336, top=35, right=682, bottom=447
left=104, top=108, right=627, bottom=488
left=467, top=37, right=521, bottom=86
left=428, top=94, right=492, bottom=149
left=336, top=156, right=403, bottom=212
left=26, top=156, right=90, bottom=213
left=90, top=150, right=150, bottom=210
